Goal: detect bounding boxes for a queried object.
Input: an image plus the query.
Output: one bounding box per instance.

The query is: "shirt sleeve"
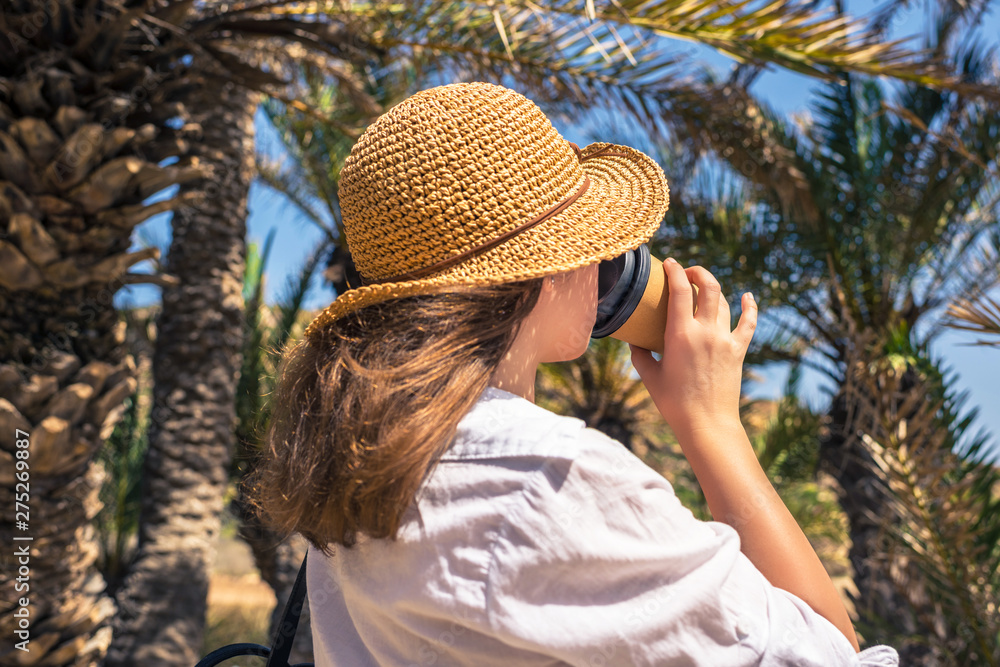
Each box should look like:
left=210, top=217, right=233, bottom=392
left=481, top=427, right=899, bottom=667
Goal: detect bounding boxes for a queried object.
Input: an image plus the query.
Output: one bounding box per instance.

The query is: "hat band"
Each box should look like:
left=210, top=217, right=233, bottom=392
left=362, top=143, right=632, bottom=285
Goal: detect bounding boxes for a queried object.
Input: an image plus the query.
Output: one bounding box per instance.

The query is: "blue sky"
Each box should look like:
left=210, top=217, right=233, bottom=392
left=117, top=2, right=1000, bottom=460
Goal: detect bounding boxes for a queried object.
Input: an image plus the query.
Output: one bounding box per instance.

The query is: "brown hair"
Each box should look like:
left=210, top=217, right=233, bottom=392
left=243, top=278, right=544, bottom=555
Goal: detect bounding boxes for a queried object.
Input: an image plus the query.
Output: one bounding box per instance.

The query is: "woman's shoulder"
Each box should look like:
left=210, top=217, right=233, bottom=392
left=438, top=385, right=675, bottom=516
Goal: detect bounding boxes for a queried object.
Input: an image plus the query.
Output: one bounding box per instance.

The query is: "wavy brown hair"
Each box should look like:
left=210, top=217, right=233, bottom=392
left=242, top=278, right=544, bottom=554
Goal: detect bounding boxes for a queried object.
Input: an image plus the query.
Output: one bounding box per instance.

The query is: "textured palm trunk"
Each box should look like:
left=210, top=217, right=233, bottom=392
left=0, top=292, right=130, bottom=667
left=820, top=382, right=932, bottom=664
left=106, top=83, right=254, bottom=667
left=1, top=8, right=207, bottom=662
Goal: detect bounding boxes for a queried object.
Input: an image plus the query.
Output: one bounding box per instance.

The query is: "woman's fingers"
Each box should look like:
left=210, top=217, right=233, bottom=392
left=718, top=290, right=732, bottom=331
left=662, top=259, right=753, bottom=352
left=664, top=258, right=695, bottom=327
left=684, top=265, right=721, bottom=325
left=734, top=292, right=758, bottom=350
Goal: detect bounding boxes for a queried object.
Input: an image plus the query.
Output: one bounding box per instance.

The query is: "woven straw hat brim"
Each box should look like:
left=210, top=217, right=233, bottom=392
left=305, top=141, right=668, bottom=336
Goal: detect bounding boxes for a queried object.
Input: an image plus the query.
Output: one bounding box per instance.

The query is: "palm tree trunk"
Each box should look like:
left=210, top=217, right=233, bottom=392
left=1, top=7, right=209, bottom=661
left=821, top=383, right=933, bottom=664
left=0, top=291, right=130, bottom=667
left=106, top=83, right=254, bottom=667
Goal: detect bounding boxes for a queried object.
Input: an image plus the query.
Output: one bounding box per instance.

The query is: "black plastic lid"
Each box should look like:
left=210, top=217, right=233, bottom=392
left=592, top=244, right=650, bottom=338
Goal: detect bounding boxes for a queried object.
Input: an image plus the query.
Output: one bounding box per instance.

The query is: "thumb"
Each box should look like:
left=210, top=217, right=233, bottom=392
left=734, top=292, right=758, bottom=350
left=628, top=343, right=655, bottom=377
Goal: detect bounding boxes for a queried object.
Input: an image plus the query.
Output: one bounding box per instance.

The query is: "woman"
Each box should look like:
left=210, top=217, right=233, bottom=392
left=245, top=82, right=898, bottom=666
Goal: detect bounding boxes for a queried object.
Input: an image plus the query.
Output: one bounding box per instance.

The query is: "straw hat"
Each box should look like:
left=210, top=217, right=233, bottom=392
left=303, top=81, right=669, bottom=340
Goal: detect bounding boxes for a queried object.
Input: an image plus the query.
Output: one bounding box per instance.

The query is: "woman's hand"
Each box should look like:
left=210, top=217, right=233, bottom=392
left=629, top=260, right=861, bottom=652
left=628, top=258, right=757, bottom=441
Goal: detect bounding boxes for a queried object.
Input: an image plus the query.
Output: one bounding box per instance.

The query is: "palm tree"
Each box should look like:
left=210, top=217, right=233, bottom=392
left=0, top=3, right=205, bottom=664
left=616, top=9, right=999, bottom=659
left=100, top=7, right=378, bottom=665
left=840, top=324, right=1000, bottom=664
left=946, top=290, right=1000, bottom=345
left=105, top=79, right=260, bottom=667
left=0, top=3, right=375, bottom=665
left=1, top=1, right=980, bottom=664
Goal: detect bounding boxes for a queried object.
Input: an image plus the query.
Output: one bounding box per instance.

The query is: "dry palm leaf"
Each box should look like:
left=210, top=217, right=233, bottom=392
left=946, top=293, right=1000, bottom=345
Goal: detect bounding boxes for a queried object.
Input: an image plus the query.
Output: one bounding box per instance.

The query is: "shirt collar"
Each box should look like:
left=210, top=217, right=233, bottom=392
left=439, top=385, right=582, bottom=462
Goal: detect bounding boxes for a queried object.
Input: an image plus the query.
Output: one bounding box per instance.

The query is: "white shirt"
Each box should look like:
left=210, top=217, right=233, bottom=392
left=307, top=386, right=899, bottom=666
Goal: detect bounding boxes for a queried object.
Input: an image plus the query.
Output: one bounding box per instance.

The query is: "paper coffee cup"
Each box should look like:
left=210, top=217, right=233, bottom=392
left=608, top=255, right=697, bottom=354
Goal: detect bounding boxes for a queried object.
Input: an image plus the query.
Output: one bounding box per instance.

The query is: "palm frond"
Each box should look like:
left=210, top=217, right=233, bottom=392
left=918, top=226, right=1000, bottom=341
left=269, top=237, right=333, bottom=351
left=399, top=0, right=973, bottom=86
left=326, top=1, right=998, bottom=217
left=945, top=293, right=1000, bottom=345
left=255, top=154, right=337, bottom=236
left=233, top=230, right=278, bottom=478
left=179, top=0, right=983, bottom=105
left=755, top=362, right=825, bottom=476
left=842, top=326, right=1000, bottom=663
left=231, top=232, right=330, bottom=480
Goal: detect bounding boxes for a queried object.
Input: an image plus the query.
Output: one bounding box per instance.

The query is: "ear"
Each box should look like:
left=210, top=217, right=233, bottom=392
left=532, top=275, right=555, bottom=311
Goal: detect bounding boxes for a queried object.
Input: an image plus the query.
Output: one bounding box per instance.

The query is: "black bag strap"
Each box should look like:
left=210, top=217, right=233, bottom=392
left=266, top=549, right=310, bottom=667
left=195, top=550, right=312, bottom=667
